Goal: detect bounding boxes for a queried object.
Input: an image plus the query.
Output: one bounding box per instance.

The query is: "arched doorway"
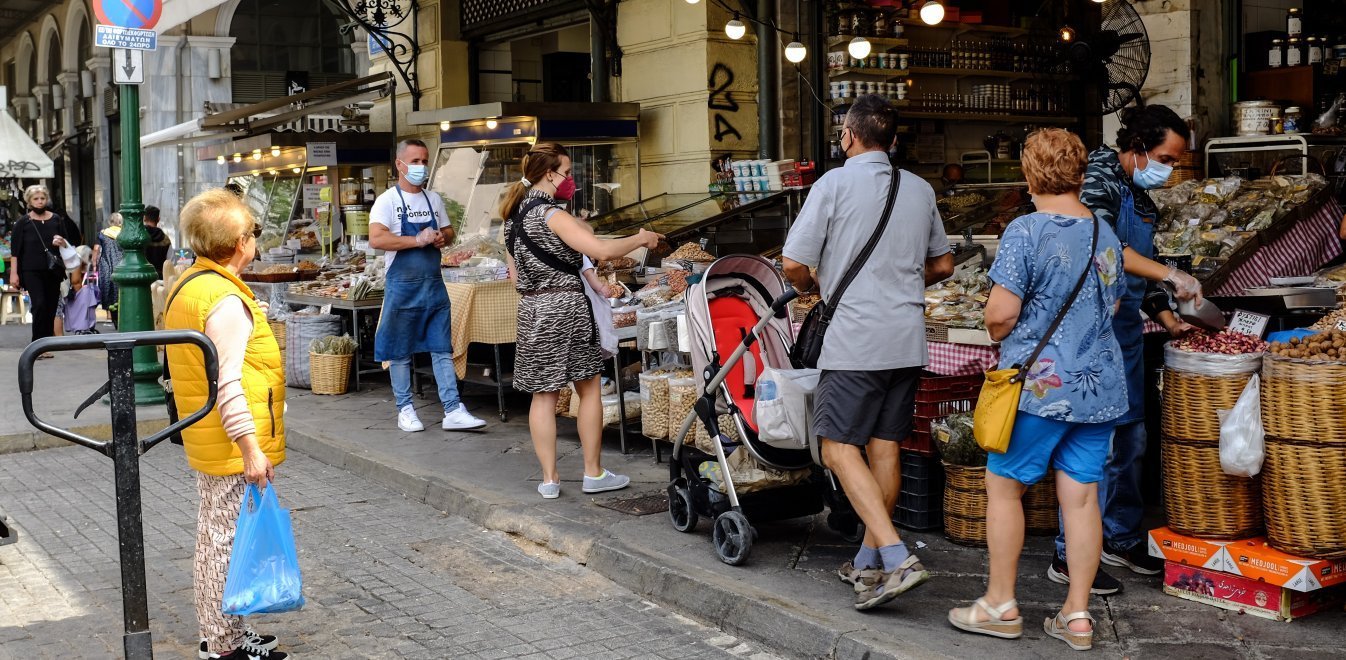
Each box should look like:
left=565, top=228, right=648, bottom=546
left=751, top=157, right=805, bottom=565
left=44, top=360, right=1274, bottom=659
left=229, top=0, right=356, bottom=103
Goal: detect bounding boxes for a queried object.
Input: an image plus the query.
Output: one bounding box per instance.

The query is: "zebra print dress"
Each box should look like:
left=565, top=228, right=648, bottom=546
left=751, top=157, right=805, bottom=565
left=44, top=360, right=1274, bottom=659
left=507, top=190, right=603, bottom=393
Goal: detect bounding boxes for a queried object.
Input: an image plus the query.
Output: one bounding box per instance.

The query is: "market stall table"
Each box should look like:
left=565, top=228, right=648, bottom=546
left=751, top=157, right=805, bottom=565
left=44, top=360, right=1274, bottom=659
left=926, top=341, right=1000, bottom=377
left=444, top=279, right=520, bottom=422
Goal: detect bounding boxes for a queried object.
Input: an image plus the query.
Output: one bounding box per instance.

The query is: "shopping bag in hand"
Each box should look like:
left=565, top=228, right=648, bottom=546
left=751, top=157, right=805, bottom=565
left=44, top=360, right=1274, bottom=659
left=222, top=483, right=305, bottom=616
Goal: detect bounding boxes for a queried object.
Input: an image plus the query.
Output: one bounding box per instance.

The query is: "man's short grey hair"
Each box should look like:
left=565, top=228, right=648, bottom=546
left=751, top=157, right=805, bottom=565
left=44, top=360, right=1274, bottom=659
left=396, top=138, right=429, bottom=159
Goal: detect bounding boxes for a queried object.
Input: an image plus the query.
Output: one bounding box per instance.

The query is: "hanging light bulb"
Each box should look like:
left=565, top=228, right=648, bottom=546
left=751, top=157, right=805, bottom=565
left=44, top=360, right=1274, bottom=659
left=486, top=118, right=498, bottom=129
left=1091, top=0, right=1106, bottom=3
left=216, top=155, right=226, bottom=165
left=725, top=14, right=746, bottom=40
left=919, top=1, right=945, bottom=26
left=270, top=145, right=281, bottom=157
left=252, top=149, right=262, bottom=160
left=1059, top=25, right=1076, bottom=42
left=848, top=36, right=872, bottom=60
left=439, top=120, right=450, bottom=131
left=785, top=36, right=807, bottom=63
left=233, top=153, right=242, bottom=163
left=268, top=169, right=276, bottom=176
left=685, top=0, right=700, bottom=4
left=292, top=167, right=302, bottom=174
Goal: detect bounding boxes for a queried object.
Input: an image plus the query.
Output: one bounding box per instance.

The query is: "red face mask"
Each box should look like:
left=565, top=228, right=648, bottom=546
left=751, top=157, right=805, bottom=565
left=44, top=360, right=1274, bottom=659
left=553, top=174, right=576, bottom=201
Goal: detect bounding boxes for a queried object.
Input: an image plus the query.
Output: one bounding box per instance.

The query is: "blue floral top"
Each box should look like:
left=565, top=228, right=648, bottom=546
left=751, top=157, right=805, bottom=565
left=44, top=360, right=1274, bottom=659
left=988, top=212, right=1128, bottom=423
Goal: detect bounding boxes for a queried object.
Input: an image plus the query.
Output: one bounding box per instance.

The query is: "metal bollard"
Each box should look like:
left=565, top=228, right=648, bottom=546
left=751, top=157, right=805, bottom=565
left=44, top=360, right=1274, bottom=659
left=17, top=331, right=218, bottom=660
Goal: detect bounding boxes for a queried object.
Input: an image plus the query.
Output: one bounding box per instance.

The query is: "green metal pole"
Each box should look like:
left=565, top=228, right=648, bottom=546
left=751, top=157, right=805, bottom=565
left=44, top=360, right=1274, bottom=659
left=113, top=82, right=164, bottom=405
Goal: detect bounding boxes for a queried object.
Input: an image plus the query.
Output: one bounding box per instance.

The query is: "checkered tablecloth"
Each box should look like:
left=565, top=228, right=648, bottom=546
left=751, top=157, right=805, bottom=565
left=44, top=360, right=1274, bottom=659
left=445, top=280, right=520, bottom=378
left=1212, top=200, right=1345, bottom=296
left=927, top=340, right=1000, bottom=376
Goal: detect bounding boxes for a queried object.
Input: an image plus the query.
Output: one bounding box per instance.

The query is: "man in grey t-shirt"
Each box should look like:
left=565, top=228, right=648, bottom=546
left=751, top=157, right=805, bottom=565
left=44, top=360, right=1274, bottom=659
left=782, top=94, right=953, bottom=611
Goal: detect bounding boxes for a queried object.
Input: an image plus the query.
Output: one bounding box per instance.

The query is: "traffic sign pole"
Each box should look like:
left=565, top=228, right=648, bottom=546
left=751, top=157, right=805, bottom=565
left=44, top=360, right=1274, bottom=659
left=112, top=83, right=164, bottom=405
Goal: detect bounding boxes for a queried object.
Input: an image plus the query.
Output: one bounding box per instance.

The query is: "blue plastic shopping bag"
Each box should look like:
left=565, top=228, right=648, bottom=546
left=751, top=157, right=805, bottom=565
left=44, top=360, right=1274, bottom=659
left=222, top=483, right=305, bottom=616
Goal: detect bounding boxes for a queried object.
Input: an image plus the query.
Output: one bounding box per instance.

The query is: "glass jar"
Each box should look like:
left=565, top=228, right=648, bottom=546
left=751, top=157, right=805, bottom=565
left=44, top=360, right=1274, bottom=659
left=1287, top=8, right=1303, bottom=37
left=1287, top=37, right=1304, bottom=66
left=1285, top=106, right=1303, bottom=134
left=1308, top=36, right=1324, bottom=64
left=1270, top=38, right=1284, bottom=68
left=836, top=10, right=853, bottom=36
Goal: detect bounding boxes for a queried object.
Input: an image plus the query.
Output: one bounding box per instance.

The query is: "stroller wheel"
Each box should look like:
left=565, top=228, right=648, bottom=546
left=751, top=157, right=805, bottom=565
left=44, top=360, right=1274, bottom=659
left=712, top=511, right=754, bottom=566
left=828, top=511, right=866, bottom=545
left=667, top=484, right=699, bottom=533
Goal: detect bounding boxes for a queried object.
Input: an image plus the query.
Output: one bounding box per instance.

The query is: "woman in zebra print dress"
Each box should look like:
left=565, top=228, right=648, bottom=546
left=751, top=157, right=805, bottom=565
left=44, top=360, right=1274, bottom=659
left=501, top=143, right=662, bottom=500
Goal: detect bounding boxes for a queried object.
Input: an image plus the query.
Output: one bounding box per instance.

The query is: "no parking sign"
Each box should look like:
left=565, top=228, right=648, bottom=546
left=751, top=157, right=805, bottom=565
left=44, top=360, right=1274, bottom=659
left=94, top=0, right=162, bottom=30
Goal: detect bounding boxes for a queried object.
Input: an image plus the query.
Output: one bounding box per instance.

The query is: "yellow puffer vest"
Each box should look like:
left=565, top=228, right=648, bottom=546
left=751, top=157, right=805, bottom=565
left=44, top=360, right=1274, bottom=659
left=164, top=258, right=286, bottom=476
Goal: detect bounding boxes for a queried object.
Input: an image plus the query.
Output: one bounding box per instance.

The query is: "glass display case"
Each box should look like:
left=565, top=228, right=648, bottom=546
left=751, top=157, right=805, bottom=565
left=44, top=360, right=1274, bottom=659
left=410, top=102, right=643, bottom=241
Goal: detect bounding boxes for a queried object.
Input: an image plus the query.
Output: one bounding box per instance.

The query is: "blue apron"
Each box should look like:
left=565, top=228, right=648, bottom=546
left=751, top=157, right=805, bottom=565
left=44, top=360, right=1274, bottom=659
left=373, top=188, right=453, bottom=361
left=1112, top=186, right=1153, bottom=424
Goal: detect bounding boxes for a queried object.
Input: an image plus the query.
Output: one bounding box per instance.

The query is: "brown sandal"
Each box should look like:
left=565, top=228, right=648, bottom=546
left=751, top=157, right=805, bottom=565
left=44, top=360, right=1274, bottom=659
left=949, top=597, right=1023, bottom=639
left=1044, top=610, right=1095, bottom=651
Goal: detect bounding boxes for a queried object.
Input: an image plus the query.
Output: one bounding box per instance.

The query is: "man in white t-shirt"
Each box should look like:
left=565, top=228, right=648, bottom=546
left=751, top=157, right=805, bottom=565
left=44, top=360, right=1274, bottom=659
left=369, top=139, right=486, bottom=433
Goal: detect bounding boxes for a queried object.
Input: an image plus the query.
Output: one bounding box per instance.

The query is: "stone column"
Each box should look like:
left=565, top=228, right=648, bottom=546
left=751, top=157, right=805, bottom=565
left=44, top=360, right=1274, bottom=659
left=31, top=85, right=49, bottom=141
left=56, top=71, right=81, bottom=219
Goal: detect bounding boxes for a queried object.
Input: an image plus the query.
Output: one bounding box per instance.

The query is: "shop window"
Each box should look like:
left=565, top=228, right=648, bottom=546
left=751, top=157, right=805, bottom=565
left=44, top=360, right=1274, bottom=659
left=228, top=0, right=355, bottom=103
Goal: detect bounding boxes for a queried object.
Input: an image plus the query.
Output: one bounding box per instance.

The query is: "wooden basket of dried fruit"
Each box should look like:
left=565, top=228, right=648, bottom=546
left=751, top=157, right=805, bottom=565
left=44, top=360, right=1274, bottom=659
left=1262, top=334, right=1346, bottom=441
left=1161, top=332, right=1265, bottom=442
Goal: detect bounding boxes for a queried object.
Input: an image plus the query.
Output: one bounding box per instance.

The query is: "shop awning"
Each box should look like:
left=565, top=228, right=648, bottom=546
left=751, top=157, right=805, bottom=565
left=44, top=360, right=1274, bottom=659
left=0, top=104, right=54, bottom=179
left=140, top=72, right=395, bottom=149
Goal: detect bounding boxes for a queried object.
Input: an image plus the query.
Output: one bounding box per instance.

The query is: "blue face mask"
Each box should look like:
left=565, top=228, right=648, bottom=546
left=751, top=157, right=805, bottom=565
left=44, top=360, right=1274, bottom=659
left=1132, top=152, right=1172, bottom=190
left=404, top=163, right=428, bottom=186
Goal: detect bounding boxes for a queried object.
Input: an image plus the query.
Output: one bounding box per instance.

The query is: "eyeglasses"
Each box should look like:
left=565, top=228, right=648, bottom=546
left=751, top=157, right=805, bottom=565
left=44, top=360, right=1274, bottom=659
left=246, top=224, right=262, bottom=239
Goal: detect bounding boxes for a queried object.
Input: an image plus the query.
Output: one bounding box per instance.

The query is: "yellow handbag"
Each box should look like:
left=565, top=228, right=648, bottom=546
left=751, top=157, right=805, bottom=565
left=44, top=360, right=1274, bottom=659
left=973, top=368, right=1024, bottom=453
left=973, top=216, right=1099, bottom=454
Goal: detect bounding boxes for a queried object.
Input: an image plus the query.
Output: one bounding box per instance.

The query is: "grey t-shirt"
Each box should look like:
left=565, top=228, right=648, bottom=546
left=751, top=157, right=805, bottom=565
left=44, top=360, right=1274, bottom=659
left=782, top=151, right=950, bottom=371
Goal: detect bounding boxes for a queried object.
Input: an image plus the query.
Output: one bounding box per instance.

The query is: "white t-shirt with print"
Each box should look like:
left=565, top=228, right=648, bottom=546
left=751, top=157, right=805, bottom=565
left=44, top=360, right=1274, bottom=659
left=369, top=185, right=447, bottom=268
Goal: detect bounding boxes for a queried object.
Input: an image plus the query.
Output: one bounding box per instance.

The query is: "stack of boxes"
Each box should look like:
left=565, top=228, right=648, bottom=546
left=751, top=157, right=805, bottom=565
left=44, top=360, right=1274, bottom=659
left=1149, top=527, right=1346, bottom=621
left=725, top=160, right=812, bottom=193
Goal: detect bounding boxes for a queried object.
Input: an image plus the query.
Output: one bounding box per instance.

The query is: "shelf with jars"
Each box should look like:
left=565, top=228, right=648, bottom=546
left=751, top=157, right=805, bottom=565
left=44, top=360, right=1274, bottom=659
left=826, top=36, right=909, bottom=51
left=829, top=67, right=911, bottom=81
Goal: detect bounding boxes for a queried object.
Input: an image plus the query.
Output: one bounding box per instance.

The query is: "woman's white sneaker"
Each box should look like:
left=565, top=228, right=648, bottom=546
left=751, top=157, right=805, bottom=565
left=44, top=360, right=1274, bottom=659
left=397, top=405, right=425, bottom=432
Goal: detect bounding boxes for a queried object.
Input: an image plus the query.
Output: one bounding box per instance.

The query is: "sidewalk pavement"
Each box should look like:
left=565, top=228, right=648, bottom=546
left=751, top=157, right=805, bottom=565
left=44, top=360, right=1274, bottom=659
left=4, top=329, right=1343, bottom=659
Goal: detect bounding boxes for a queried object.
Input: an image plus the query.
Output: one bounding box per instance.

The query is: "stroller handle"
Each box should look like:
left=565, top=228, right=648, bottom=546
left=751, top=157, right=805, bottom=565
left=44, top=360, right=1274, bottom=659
left=772, top=288, right=800, bottom=318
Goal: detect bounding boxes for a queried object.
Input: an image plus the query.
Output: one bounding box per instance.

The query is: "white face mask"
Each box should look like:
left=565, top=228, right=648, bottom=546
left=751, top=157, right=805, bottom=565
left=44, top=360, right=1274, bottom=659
left=402, top=162, right=428, bottom=186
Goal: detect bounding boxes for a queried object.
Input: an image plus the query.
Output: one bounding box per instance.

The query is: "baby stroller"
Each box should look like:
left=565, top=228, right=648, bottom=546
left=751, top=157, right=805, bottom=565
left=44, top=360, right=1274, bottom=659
left=667, top=254, right=863, bottom=565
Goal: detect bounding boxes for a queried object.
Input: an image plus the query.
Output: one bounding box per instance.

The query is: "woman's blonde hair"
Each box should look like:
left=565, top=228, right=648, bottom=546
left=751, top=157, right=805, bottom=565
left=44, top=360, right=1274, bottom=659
left=108, top=212, right=124, bottom=227
left=23, top=184, right=49, bottom=207
left=497, top=142, right=570, bottom=221
left=1021, top=128, right=1088, bottom=196
left=181, top=188, right=253, bottom=263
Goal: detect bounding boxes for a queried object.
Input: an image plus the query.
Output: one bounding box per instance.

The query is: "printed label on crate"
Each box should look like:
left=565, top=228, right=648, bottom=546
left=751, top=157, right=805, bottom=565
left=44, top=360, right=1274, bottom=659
left=1148, top=527, right=1236, bottom=572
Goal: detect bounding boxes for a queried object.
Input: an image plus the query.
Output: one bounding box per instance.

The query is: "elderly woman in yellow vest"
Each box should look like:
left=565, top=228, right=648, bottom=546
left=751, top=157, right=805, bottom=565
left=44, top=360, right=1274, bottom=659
left=165, top=188, right=288, bottom=660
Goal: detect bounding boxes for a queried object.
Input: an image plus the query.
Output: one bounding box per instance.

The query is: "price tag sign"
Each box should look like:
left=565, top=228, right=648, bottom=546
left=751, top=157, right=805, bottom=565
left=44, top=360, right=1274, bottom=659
left=302, top=184, right=325, bottom=209
left=320, top=304, right=333, bottom=315
left=306, top=142, right=337, bottom=166
left=1228, top=309, right=1270, bottom=338
left=1335, top=318, right=1346, bottom=332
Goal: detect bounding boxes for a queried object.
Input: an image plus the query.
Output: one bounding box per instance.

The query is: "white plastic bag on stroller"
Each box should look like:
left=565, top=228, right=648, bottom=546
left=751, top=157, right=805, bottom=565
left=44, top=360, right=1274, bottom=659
left=754, top=367, right=820, bottom=450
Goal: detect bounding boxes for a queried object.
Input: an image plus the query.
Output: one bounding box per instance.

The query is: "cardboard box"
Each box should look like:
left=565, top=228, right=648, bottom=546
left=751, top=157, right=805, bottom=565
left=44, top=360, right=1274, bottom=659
left=1163, top=562, right=1343, bottom=622
left=1148, top=527, right=1237, bottom=573
left=1224, top=538, right=1346, bottom=592
left=1150, top=527, right=1346, bottom=592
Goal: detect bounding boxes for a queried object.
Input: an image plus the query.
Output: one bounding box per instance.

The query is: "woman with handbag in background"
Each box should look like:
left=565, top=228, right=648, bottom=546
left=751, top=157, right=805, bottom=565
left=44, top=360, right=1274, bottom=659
left=500, top=142, right=661, bottom=500
left=8, top=185, right=82, bottom=350
left=949, top=129, right=1127, bottom=651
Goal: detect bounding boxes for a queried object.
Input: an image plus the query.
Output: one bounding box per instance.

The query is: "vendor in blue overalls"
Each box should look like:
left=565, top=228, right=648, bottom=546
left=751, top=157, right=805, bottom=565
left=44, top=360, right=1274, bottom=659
left=1044, top=105, right=1201, bottom=595
left=369, top=138, right=487, bottom=433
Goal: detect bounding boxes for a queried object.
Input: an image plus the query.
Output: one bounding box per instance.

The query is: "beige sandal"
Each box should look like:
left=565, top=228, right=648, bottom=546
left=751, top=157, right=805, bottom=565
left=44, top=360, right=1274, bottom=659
left=948, top=597, right=1023, bottom=639
left=1044, top=610, right=1095, bottom=651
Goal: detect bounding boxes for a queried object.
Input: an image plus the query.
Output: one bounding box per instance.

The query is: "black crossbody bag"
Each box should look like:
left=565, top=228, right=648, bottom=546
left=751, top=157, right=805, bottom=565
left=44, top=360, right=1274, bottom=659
left=790, top=165, right=901, bottom=369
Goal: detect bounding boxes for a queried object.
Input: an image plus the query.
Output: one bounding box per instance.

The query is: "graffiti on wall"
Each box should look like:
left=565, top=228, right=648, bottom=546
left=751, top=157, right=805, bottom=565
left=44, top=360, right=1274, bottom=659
left=708, top=63, right=742, bottom=143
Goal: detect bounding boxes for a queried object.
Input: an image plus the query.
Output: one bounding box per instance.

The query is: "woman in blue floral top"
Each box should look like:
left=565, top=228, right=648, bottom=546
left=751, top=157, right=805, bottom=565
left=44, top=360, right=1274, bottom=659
left=949, top=129, right=1126, bottom=651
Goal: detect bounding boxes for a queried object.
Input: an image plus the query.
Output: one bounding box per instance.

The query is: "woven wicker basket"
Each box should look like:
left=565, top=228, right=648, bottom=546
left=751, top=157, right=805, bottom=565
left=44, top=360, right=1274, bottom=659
left=1161, top=435, right=1263, bottom=539
left=268, top=320, right=286, bottom=353
left=1261, top=354, right=1346, bottom=443
left=943, top=464, right=1058, bottom=547
left=309, top=352, right=353, bottom=395
left=1264, top=437, right=1346, bottom=559
left=1161, top=368, right=1250, bottom=442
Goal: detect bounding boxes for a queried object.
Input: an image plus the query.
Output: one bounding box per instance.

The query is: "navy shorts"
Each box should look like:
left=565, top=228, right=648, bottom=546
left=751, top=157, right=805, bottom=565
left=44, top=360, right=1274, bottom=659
left=813, top=367, right=922, bottom=446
